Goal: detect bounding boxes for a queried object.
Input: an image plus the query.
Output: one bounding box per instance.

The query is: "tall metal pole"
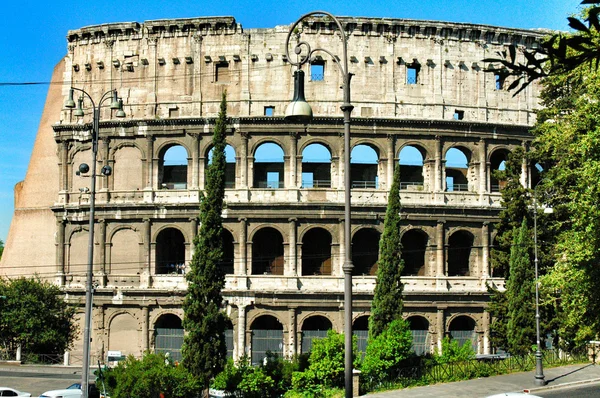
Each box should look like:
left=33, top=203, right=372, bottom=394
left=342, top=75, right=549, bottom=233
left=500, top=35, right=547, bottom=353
left=284, top=13, right=354, bottom=397
left=533, top=185, right=546, bottom=386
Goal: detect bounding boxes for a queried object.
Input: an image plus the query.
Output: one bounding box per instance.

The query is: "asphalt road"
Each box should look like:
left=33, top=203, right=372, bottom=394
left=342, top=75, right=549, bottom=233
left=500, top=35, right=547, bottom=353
left=537, top=382, right=600, bottom=397
left=0, top=369, right=82, bottom=396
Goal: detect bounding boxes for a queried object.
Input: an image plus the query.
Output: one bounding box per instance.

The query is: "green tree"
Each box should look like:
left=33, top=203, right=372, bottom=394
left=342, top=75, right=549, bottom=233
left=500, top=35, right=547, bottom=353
left=182, top=91, right=229, bottom=387
left=0, top=277, right=77, bottom=354
left=436, top=336, right=475, bottom=364
left=0, top=239, right=4, bottom=260
left=361, top=318, right=413, bottom=383
left=369, top=165, right=404, bottom=339
left=506, top=220, right=536, bottom=355
left=102, top=353, right=199, bottom=398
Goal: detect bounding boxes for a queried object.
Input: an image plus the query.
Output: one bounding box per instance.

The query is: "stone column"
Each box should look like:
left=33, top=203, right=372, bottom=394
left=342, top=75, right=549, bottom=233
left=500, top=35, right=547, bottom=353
left=145, top=135, right=154, bottom=189
left=237, top=305, right=247, bottom=361
left=435, top=136, right=443, bottom=192
left=61, top=141, right=69, bottom=192
left=288, top=308, right=297, bottom=357
left=437, top=308, right=445, bottom=353
left=141, top=306, right=149, bottom=353
left=240, top=132, right=249, bottom=188
left=387, top=135, right=395, bottom=190
left=521, top=141, right=528, bottom=188
left=338, top=218, right=345, bottom=277
left=289, top=133, right=299, bottom=188
left=100, top=138, right=110, bottom=191
left=191, top=133, right=201, bottom=189
left=482, top=310, right=491, bottom=355
left=141, top=218, right=151, bottom=288
left=481, top=222, right=490, bottom=278
left=56, top=219, right=66, bottom=286
left=436, top=220, right=445, bottom=277
left=238, top=218, right=248, bottom=275
left=479, top=138, right=487, bottom=194
left=189, top=217, right=198, bottom=266
left=98, top=219, right=107, bottom=287
left=288, top=218, right=297, bottom=276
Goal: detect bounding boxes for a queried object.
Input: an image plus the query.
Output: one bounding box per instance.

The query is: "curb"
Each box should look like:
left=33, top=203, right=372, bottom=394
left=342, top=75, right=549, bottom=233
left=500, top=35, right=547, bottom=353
left=523, top=377, right=600, bottom=394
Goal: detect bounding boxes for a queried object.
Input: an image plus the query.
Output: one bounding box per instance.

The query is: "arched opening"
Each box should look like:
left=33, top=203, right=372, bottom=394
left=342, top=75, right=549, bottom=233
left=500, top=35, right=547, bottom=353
left=490, top=149, right=510, bottom=193
left=155, top=228, right=186, bottom=275
left=408, top=316, right=430, bottom=356
left=302, top=143, right=332, bottom=188
left=448, top=316, right=477, bottom=351
left=447, top=230, right=474, bottom=276
left=531, top=162, right=544, bottom=188
left=301, top=316, right=333, bottom=354
left=254, top=143, right=284, bottom=188
left=110, top=229, right=140, bottom=275
left=352, top=228, right=380, bottom=276
left=222, top=229, right=235, bottom=275
left=208, top=144, right=237, bottom=188
left=351, top=144, right=379, bottom=188
left=302, top=228, right=332, bottom=276
left=445, top=147, right=470, bottom=192
left=252, top=227, right=284, bottom=275
left=109, top=313, right=141, bottom=358
left=401, top=229, right=428, bottom=276
left=225, top=319, right=234, bottom=359
left=113, top=146, right=143, bottom=191
left=159, top=145, right=188, bottom=189
left=154, top=314, right=184, bottom=362
left=250, top=315, right=283, bottom=365
left=353, top=316, right=369, bottom=359
left=399, top=145, right=425, bottom=190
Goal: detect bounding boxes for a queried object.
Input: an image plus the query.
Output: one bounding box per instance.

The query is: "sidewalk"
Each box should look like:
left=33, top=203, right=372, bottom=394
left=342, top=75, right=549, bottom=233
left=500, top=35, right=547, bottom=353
left=366, top=363, right=600, bottom=397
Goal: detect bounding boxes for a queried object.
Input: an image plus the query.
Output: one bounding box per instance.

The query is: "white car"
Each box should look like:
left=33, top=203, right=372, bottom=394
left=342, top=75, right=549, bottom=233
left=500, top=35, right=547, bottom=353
left=0, top=387, right=32, bottom=397
left=39, top=389, right=82, bottom=398
left=486, top=394, right=543, bottom=398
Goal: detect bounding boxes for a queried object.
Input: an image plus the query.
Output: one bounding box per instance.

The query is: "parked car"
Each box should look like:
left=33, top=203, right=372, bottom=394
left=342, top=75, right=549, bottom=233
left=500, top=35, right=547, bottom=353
left=0, top=387, right=32, bottom=397
left=40, top=383, right=99, bottom=398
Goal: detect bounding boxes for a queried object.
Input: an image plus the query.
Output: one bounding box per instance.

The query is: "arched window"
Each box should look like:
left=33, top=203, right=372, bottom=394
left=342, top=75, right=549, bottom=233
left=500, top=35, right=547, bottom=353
left=154, top=314, right=184, bottom=362
left=490, top=149, right=510, bottom=193
left=445, top=147, right=469, bottom=192
left=113, top=146, right=143, bottom=191
left=208, top=144, right=237, bottom=188
left=399, top=145, right=425, bottom=190
left=447, top=231, right=474, bottom=276
left=353, top=316, right=370, bottom=358
left=302, top=228, right=332, bottom=276
left=110, top=229, right=140, bottom=275
left=448, top=316, right=477, bottom=351
left=408, top=316, right=430, bottom=355
left=352, top=228, right=380, bottom=276
left=302, top=143, right=332, bottom=188
left=301, top=316, right=333, bottom=353
left=351, top=144, right=379, bottom=188
left=250, top=315, right=283, bottom=365
left=156, top=228, right=186, bottom=275
left=222, top=229, right=235, bottom=275
left=254, top=143, right=284, bottom=188
left=401, top=230, right=428, bottom=276
left=159, top=145, right=188, bottom=189
left=252, top=227, right=284, bottom=275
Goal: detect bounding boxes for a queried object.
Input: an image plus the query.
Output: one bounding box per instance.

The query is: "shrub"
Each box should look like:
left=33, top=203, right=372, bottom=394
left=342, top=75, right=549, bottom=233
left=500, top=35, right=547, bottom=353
left=436, top=337, right=476, bottom=364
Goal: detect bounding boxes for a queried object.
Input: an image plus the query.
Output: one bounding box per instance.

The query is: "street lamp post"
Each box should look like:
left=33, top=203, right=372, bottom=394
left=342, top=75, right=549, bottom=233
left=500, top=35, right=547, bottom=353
left=284, top=12, right=354, bottom=398
left=64, top=88, right=125, bottom=398
left=533, top=181, right=552, bottom=387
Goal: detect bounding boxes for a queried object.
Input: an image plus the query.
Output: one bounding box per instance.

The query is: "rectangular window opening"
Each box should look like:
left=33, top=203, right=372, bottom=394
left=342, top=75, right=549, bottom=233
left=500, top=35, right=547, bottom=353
left=311, top=61, right=325, bottom=81
left=407, top=66, right=419, bottom=85
left=215, top=61, right=230, bottom=83
left=495, top=73, right=505, bottom=90
left=453, top=110, right=464, bottom=120
left=264, top=106, right=274, bottom=117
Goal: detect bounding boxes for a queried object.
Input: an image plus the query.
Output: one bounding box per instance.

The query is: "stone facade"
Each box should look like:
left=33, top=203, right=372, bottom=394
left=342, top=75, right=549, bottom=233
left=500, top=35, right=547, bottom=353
left=1, top=15, right=543, bottom=363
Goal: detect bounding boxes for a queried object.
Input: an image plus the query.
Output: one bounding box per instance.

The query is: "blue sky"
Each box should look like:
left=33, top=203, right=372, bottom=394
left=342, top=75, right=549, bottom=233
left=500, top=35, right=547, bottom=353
left=0, top=0, right=581, bottom=243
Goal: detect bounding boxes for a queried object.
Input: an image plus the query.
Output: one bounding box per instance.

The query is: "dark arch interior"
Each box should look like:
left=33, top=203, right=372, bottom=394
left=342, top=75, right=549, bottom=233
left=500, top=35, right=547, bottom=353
left=252, top=227, right=284, bottom=275
left=447, top=231, right=474, bottom=276
left=302, top=315, right=332, bottom=331
left=490, top=150, right=510, bottom=192
left=251, top=315, right=283, bottom=330
left=402, top=229, right=428, bottom=276
left=408, top=316, right=429, bottom=331
left=155, top=313, right=182, bottom=329
left=156, top=228, right=185, bottom=274
left=222, top=229, right=234, bottom=275
left=302, top=228, right=332, bottom=275
left=352, top=228, right=380, bottom=276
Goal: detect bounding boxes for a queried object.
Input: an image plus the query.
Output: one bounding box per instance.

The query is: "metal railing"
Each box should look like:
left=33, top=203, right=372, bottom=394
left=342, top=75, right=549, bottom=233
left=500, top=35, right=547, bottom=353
left=352, top=180, right=378, bottom=189
left=400, top=182, right=424, bottom=190
left=302, top=179, right=332, bottom=188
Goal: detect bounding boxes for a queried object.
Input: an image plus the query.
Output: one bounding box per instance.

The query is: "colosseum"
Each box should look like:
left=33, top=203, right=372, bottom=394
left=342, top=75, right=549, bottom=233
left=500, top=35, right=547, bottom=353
left=0, top=15, right=543, bottom=365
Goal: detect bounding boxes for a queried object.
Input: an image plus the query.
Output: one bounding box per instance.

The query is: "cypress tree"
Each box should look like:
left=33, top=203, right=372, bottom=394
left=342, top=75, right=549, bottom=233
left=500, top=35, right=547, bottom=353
left=182, top=91, right=229, bottom=388
left=506, top=219, right=536, bottom=355
left=369, top=164, right=405, bottom=338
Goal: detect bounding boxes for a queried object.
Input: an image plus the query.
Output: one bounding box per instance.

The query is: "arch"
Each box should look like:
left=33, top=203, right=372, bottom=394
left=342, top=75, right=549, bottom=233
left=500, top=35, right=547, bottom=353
left=351, top=144, right=379, bottom=188
left=301, top=142, right=332, bottom=188
left=399, top=145, right=425, bottom=189
left=490, top=148, right=511, bottom=193
left=155, top=228, right=186, bottom=275
left=222, top=229, right=235, bottom=275
left=531, top=162, right=544, bottom=188
left=252, top=227, right=284, bottom=275
left=401, top=229, right=429, bottom=276
left=108, top=312, right=141, bottom=357
left=112, top=144, right=144, bottom=191
left=407, top=316, right=431, bottom=355
left=301, top=315, right=333, bottom=354
left=154, top=313, right=184, bottom=362
left=68, top=228, right=93, bottom=276
left=71, top=147, right=92, bottom=193
left=225, top=318, right=234, bottom=359
left=445, top=147, right=470, bottom=192
left=207, top=144, right=237, bottom=188
left=301, top=227, right=332, bottom=276
left=253, top=142, right=285, bottom=188
left=250, top=315, right=284, bottom=365
left=353, top=315, right=370, bottom=358
left=447, top=230, right=475, bottom=276
left=110, top=228, right=141, bottom=275
left=158, top=143, right=189, bottom=189
left=448, top=315, right=477, bottom=351
left=352, top=228, right=380, bottom=276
